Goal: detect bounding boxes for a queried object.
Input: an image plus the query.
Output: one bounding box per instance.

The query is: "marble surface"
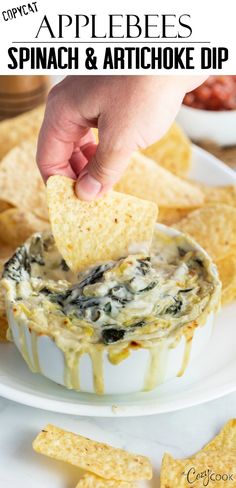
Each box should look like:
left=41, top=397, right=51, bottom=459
left=0, top=391, right=235, bottom=488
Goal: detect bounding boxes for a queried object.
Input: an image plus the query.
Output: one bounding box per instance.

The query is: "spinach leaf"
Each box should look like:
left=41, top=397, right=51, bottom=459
left=60, top=259, right=70, bottom=272
left=165, top=298, right=183, bottom=315
left=3, top=246, right=31, bottom=282
left=78, top=262, right=114, bottom=288
left=101, top=328, right=125, bottom=344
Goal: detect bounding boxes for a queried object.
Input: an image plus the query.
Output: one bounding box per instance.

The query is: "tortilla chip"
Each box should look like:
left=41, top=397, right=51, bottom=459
left=0, top=244, right=14, bottom=261
left=174, top=205, right=236, bottom=262
left=0, top=201, right=13, bottom=213
left=0, top=208, right=49, bottom=249
left=47, top=176, right=157, bottom=272
left=141, top=123, right=192, bottom=177
left=0, top=140, right=48, bottom=221
left=160, top=420, right=236, bottom=487
left=158, top=207, right=192, bottom=226
left=191, top=182, right=236, bottom=207
left=33, top=424, right=152, bottom=481
left=160, top=451, right=236, bottom=488
left=203, top=420, right=236, bottom=451
left=217, top=256, right=236, bottom=305
left=202, top=184, right=236, bottom=207
left=92, top=128, right=99, bottom=144
left=0, top=259, right=9, bottom=342
left=0, top=316, right=8, bottom=342
left=75, top=473, right=135, bottom=488
left=0, top=292, right=8, bottom=342
left=114, top=153, right=203, bottom=209
left=0, top=105, right=44, bottom=160
left=93, top=123, right=191, bottom=178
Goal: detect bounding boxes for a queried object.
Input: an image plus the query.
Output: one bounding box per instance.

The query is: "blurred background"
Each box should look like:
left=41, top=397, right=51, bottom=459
left=0, top=74, right=236, bottom=170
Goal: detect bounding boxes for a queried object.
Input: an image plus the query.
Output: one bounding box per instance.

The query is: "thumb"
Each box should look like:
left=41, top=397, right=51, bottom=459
left=75, top=140, right=133, bottom=201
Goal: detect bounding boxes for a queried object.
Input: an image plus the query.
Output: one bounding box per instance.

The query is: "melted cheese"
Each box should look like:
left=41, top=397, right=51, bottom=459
left=2, top=229, right=221, bottom=394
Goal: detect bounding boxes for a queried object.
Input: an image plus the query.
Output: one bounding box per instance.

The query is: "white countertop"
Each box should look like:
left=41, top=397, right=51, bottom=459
left=0, top=391, right=235, bottom=488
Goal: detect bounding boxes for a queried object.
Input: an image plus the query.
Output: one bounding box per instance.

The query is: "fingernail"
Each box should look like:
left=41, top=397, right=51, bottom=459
left=76, top=173, right=102, bottom=200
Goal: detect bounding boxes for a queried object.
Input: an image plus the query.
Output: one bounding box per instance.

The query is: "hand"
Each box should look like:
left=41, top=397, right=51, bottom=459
left=37, top=75, right=206, bottom=200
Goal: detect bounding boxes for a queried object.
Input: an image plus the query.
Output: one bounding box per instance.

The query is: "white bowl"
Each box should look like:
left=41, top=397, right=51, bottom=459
left=177, top=104, right=236, bottom=146
left=4, top=225, right=221, bottom=395
left=8, top=308, right=215, bottom=395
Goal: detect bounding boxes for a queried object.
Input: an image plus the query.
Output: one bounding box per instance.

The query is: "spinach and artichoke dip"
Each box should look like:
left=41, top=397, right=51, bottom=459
left=2, top=227, right=221, bottom=393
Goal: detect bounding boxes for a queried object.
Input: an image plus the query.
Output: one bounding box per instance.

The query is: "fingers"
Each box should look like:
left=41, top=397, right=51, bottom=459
left=75, top=139, right=134, bottom=200
left=38, top=75, right=206, bottom=201
left=37, top=127, right=77, bottom=182
left=69, top=134, right=97, bottom=175
left=36, top=87, right=91, bottom=182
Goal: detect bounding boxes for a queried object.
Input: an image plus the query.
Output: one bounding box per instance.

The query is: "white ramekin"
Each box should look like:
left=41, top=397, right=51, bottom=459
left=5, top=225, right=220, bottom=395
left=177, top=104, right=236, bottom=146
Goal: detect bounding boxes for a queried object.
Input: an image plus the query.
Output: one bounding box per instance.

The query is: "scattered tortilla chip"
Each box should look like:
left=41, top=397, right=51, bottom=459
left=0, top=105, right=44, bottom=160
left=217, top=256, right=236, bottom=305
left=203, top=419, right=236, bottom=452
left=174, top=205, right=236, bottom=262
left=141, top=123, right=192, bottom=177
left=160, top=451, right=236, bottom=488
left=47, top=176, right=157, bottom=272
left=160, top=420, right=236, bottom=487
left=0, top=208, right=49, bottom=249
left=75, top=473, right=135, bottom=488
left=33, top=424, right=152, bottom=481
left=0, top=140, right=48, bottom=221
left=114, top=153, right=203, bottom=209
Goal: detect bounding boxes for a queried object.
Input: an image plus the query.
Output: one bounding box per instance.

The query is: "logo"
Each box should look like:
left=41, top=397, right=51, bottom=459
left=182, top=467, right=234, bottom=486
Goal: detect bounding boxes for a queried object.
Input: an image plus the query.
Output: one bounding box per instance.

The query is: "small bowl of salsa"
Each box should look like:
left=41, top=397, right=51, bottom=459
left=177, top=76, right=236, bottom=146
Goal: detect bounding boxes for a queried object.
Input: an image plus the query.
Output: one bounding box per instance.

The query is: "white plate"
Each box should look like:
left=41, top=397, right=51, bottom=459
left=0, top=145, right=236, bottom=417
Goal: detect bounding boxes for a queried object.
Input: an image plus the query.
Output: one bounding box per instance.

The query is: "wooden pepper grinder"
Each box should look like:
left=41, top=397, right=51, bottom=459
left=0, top=76, right=50, bottom=120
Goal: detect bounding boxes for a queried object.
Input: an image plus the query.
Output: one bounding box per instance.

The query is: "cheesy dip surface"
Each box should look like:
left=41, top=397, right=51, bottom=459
left=2, top=227, right=220, bottom=353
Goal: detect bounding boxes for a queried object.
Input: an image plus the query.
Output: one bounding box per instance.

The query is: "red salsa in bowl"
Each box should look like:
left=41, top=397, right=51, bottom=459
left=183, top=76, right=236, bottom=111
